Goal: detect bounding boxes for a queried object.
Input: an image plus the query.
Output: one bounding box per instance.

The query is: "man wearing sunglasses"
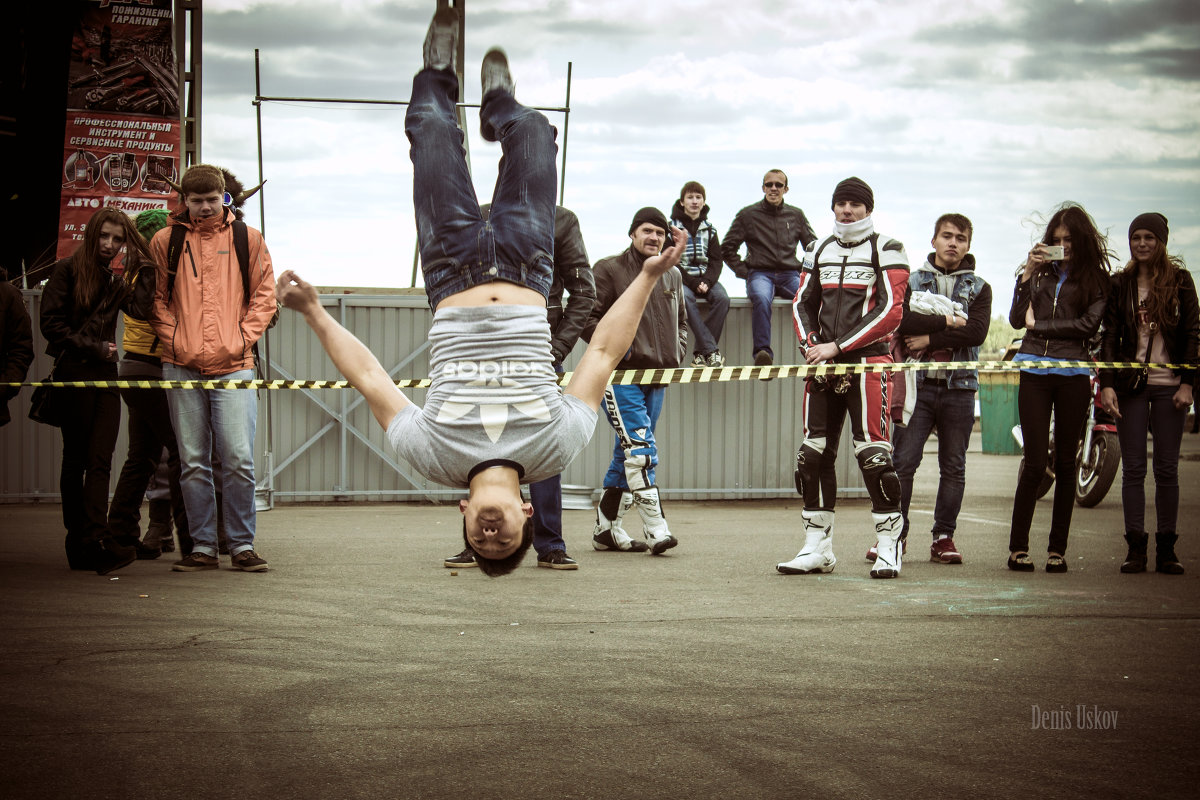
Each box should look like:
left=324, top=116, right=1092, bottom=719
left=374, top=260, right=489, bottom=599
left=723, top=170, right=816, bottom=368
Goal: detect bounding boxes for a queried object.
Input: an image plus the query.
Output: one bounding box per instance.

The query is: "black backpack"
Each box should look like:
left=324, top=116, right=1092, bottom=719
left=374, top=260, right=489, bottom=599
left=165, top=219, right=251, bottom=306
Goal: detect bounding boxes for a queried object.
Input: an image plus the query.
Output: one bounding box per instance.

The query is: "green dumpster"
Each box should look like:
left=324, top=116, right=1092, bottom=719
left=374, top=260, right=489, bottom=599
left=979, top=371, right=1021, bottom=455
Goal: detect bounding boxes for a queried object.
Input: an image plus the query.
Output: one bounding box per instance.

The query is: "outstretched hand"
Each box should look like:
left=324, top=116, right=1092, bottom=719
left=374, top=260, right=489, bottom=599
left=641, top=226, right=688, bottom=279
left=276, top=270, right=320, bottom=316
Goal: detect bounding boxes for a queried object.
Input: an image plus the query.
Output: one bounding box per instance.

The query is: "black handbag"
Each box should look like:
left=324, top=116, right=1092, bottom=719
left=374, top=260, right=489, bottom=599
left=1114, top=347, right=1148, bottom=396
left=28, top=366, right=64, bottom=427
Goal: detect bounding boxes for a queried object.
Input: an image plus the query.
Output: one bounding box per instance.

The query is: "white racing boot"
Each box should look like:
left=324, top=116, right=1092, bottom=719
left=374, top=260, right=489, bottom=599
left=869, top=512, right=904, bottom=579
left=633, top=486, right=677, bottom=555
left=777, top=510, right=836, bottom=574
left=592, top=489, right=648, bottom=552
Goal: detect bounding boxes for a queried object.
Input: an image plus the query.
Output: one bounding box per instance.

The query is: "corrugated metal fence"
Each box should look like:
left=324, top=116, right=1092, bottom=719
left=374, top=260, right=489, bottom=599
left=1, top=289, right=864, bottom=504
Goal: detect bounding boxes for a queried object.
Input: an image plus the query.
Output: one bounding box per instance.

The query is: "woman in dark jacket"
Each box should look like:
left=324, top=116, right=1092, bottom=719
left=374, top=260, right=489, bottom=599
left=1007, top=203, right=1112, bottom=573
left=40, top=207, right=152, bottom=574
left=1099, top=213, right=1198, bottom=575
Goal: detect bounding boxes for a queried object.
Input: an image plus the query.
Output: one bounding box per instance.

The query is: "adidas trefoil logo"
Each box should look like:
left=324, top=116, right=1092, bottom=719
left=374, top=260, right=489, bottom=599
left=438, top=377, right=550, bottom=443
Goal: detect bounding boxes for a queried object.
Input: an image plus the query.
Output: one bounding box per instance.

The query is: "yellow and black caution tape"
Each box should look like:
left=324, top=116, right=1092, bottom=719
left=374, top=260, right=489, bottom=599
left=1, top=361, right=1190, bottom=390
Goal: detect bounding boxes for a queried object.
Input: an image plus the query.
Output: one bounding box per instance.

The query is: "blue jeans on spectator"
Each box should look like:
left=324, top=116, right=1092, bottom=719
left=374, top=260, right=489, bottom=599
left=894, top=381, right=977, bottom=540
left=603, top=384, right=667, bottom=491
left=529, top=361, right=568, bottom=556
left=164, top=363, right=258, bottom=558
left=529, top=474, right=565, bottom=556
left=683, top=282, right=730, bottom=357
left=746, top=269, right=799, bottom=358
left=405, top=67, right=556, bottom=309
left=1116, top=384, right=1185, bottom=536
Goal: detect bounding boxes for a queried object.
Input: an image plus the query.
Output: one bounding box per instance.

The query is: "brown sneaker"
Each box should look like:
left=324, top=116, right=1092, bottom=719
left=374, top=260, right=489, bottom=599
left=172, top=552, right=219, bottom=572
left=231, top=550, right=269, bottom=572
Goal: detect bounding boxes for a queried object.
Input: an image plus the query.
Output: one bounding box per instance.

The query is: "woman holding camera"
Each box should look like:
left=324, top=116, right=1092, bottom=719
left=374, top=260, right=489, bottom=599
left=40, top=207, right=153, bottom=574
left=1007, top=203, right=1112, bottom=572
left=1099, top=213, right=1197, bottom=575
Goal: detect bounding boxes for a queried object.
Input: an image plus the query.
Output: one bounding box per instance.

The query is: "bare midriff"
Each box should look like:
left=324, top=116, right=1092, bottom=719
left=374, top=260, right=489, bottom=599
left=435, top=281, right=546, bottom=310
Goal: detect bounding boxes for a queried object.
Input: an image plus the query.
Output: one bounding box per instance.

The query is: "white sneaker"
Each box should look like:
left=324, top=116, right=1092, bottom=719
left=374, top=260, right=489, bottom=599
left=633, top=486, right=677, bottom=555
left=592, top=490, right=648, bottom=552
left=870, top=512, right=904, bottom=579
left=777, top=510, right=836, bottom=574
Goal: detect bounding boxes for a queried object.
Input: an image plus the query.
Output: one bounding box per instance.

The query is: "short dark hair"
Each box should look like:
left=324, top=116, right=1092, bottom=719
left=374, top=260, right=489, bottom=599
left=180, top=164, right=225, bottom=197
left=679, top=181, right=706, bottom=201
left=461, top=517, right=535, bottom=577
left=763, top=169, right=788, bottom=187
left=934, top=213, right=973, bottom=245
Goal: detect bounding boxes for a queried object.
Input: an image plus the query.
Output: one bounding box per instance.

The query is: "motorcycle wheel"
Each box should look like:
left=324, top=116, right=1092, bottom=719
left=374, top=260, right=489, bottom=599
left=1075, top=431, right=1121, bottom=508
left=1017, top=458, right=1055, bottom=499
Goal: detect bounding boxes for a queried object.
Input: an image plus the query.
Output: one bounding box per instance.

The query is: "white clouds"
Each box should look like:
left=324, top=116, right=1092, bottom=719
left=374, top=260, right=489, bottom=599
left=201, top=0, right=1200, bottom=296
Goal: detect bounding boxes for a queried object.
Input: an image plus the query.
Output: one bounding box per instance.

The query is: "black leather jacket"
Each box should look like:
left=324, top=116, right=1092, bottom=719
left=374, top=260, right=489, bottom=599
left=1099, top=267, right=1199, bottom=388
left=40, top=258, right=145, bottom=368
left=1009, top=265, right=1107, bottom=360
left=723, top=198, right=816, bottom=278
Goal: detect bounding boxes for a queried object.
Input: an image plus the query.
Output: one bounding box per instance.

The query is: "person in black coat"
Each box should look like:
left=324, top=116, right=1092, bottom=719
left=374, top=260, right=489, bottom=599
left=0, top=266, right=34, bottom=427
left=1099, top=213, right=1198, bottom=575
left=39, top=207, right=152, bottom=574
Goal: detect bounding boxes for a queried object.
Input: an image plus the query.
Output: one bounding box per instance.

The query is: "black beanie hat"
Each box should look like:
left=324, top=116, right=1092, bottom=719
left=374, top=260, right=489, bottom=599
left=831, top=176, right=874, bottom=213
left=1128, top=212, right=1168, bottom=246
left=629, top=206, right=669, bottom=236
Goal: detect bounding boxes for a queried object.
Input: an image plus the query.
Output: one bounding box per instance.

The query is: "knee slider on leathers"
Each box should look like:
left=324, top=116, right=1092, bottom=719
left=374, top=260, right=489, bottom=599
left=794, top=439, right=826, bottom=507
left=856, top=444, right=900, bottom=512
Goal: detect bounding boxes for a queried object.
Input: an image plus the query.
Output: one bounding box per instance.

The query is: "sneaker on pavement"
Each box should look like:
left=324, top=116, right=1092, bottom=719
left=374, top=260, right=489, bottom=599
left=930, top=537, right=963, bottom=564
left=172, top=552, right=219, bottom=572
left=706, top=351, right=725, bottom=368
left=422, top=5, right=458, bottom=72
left=865, top=538, right=908, bottom=562
left=444, top=548, right=479, bottom=568
left=231, top=550, right=269, bottom=572
left=537, top=550, right=579, bottom=570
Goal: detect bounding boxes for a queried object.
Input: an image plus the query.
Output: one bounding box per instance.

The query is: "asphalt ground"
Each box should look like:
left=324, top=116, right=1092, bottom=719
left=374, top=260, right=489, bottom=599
left=2, top=432, right=1198, bottom=799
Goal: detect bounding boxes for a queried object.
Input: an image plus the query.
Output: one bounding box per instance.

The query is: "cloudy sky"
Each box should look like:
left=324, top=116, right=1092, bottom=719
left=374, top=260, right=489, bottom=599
left=201, top=0, right=1199, bottom=298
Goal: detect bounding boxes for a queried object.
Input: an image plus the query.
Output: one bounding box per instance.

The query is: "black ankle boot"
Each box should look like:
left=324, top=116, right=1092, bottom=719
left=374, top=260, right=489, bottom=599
left=65, top=535, right=92, bottom=570
left=1155, top=532, right=1184, bottom=575
left=92, top=539, right=136, bottom=576
left=145, top=499, right=175, bottom=553
left=1120, top=532, right=1148, bottom=573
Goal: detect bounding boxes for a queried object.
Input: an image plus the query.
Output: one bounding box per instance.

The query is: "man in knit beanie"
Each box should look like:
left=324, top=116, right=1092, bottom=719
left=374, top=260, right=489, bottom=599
left=582, top=206, right=687, bottom=556
left=779, top=176, right=911, bottom=579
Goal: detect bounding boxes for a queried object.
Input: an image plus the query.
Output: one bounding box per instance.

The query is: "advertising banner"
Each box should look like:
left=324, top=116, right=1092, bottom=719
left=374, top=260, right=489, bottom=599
left=57, top=0, right=180, bottom=259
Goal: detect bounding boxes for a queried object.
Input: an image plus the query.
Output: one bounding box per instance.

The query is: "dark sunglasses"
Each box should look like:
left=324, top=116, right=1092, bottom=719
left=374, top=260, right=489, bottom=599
left=763, top=181, right=785, bottom=189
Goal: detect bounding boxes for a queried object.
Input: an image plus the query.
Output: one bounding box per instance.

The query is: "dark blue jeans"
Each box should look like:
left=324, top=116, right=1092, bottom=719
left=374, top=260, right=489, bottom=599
left=1116, top=384, right=1185, bottom=536
left=746, top=269, right=799, bottom=357
left=529, top=473, right=565, bottom=556
left=894, top=382, right=977, bottom=540
left=405, top=68, right=557, bottom=309
left=683, top=282, right=730, bottom=356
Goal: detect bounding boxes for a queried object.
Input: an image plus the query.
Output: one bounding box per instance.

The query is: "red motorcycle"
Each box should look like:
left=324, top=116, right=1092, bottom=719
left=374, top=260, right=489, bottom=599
left=1013, top=371, right=1121, bottom=507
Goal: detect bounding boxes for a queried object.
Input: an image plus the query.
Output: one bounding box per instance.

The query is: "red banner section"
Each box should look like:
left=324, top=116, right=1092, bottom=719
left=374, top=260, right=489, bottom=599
left=57, top=0, right=179, bottom=259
